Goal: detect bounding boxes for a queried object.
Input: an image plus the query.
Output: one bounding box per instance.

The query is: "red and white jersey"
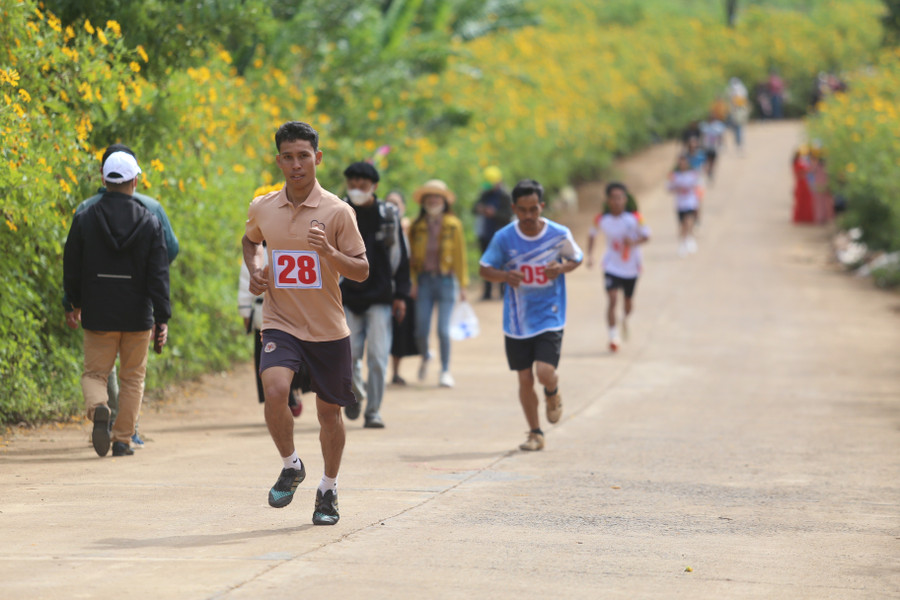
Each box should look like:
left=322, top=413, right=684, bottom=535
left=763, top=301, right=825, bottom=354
left=594, top=211, right=650, bottom=279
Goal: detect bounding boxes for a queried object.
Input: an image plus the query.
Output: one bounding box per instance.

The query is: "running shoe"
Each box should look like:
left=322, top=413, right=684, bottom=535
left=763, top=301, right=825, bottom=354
left=289, top=395, right=303, bottom=418
left=391, top=374, right=406, bottom=386
left=677, top=241, right=688, bottom=258
left=312, top=489, right=340, bottom=525
left=344, top=401, right=361, bottom=420
left=268, top=464, right=306, bottom=508
left=92, top=405, right=111, bottom=457
left=545, top=391, right=562, bottom=424
left=130, top=432, right=145, bottom=449
left=112, top=441, right=134, bottom=457
left=519, top=432, right=545, bottom=451
left=438, top=371, right=455, bottom=388
left=609, top=340, right=619, bottom=353
left=686, top=236, right=698, bottom=254
left=364, top=414, right=385, bottom=429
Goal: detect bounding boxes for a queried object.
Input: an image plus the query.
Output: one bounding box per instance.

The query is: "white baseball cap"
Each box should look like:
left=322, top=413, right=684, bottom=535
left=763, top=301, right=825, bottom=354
left=102, top=151, right=142, bottom=184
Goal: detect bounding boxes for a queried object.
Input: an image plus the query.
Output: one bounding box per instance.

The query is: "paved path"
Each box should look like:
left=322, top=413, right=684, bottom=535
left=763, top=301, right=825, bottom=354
left=2, top=122, right=898, bottom=599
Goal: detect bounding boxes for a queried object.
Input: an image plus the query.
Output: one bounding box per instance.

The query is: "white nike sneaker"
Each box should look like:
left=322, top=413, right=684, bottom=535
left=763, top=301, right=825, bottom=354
left=686, top=236, right=698, bottom=254
left=439, top=371, right=455, bottom=388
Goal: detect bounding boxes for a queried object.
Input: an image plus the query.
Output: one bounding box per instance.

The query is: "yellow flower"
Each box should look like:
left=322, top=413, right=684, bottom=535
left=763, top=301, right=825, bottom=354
left=129, top=61, right=141, bottom=73
left=5, top=219, right=17, bottom=232
left=84, top=19, right=95, bottom=35
left=18, top=89, right=30, bottom=103
left=64, top=26, right=75, bottom=41
left=845, top=162, right=857, bottom=173
left=178, top=179, right=185, bottom=192
left=218, top=49, right=232, bottom=64
left=364, top=139, right=376, bottom=152
left=136, top=45, right=149, bottom=63
left=59, top=89, right=69, bottom=102
left=141, top=172, right=151, bottom=189
left=60, top=180, right=72, bottom=194
left=97, top=29, right=108, bottom=45
left=151, top=158, right=165, bottom=172
left=368, top=110, right=378, bottom=121
left=66, top=167, right=78, bottom=184
left=12, top=103, right=25, bottom=118
left=233, top=164, right=246, bottom=174
left=105, top=20, right=121, bottom=37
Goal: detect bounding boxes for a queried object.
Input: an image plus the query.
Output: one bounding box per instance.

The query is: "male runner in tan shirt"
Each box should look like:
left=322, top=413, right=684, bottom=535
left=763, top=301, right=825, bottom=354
left=243, top=121, right=368, bottom=525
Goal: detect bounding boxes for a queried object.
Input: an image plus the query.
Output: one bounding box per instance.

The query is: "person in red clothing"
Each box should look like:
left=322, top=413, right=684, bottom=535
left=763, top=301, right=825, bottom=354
left=792, top=146, right=815, bottom=224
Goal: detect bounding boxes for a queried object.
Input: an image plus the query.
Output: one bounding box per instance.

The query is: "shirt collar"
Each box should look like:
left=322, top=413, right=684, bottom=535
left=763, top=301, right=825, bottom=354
left=276, top=180, right=323, bottom=208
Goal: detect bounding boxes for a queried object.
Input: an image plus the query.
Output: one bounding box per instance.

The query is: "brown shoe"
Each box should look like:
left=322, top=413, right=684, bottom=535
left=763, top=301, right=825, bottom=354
left=519, top=431, right=545, bottom=451
left=545, top=390, right=562, bottom=424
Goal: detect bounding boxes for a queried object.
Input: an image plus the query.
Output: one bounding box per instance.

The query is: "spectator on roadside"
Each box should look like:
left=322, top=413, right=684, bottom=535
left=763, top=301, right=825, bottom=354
left=792, top=145, right=815, bottom=224
left=339, top=162, right=410, bottom=428
left=384, top=190, right=420, bottom=385
left=727, top=77, right=750, bottom=153
left=768, top=70, right=786, bottom=119
left=472, top=166, right=512, bottom=300
left=408, top=179, right=468, bottom=388
left=62, top=144, right=178, bottom=450
left=63, top=151, right=171, bottom=458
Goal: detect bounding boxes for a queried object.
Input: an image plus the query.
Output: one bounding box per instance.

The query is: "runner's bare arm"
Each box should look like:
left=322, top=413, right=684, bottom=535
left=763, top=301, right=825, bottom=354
left=479, top=264, right=524, bottom=288
left=308, top=226, right=369, bottom=282
left=242, top=234, right=269, bottom=296
left=544, top=258, right=582, bottom=280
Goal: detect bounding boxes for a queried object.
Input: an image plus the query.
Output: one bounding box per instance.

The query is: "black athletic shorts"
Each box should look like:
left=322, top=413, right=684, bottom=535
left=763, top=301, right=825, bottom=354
left=604, top=272, right=638, bottom=299
left=259, top=329, right=356, bottom=407
left=505, top=330, right=563, bottom=371
left=677, top=209, right=698, bottom=223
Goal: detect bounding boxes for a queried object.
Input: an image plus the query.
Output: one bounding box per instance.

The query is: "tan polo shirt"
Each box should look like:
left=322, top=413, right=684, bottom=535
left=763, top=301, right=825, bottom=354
left=245, top=181, right=365, bottom=342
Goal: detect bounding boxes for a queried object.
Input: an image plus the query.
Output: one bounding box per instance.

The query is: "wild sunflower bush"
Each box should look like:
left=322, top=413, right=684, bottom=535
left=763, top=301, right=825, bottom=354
left=807, top=49, right=900, bottom=253
left=0, top=0, right=886, bottom=424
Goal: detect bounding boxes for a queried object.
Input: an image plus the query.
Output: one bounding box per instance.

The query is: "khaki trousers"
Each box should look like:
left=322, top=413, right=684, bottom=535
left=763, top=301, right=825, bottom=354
left=82, top=329, right=152, bottom=444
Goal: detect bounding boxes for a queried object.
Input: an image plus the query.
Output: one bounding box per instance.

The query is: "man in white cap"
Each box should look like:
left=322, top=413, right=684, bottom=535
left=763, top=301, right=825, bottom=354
left=63, top=151, right=171, bottom=457
left=63, top=143, right=180, bottom=449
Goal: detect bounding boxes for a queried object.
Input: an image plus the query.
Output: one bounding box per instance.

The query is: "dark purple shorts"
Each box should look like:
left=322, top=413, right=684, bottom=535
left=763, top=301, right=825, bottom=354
left=259, top=329, right=356, bottom=407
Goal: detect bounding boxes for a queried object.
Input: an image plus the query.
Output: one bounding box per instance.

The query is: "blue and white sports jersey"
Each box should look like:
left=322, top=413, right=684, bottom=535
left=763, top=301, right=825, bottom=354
left=480, top=218, right=583, bottom=339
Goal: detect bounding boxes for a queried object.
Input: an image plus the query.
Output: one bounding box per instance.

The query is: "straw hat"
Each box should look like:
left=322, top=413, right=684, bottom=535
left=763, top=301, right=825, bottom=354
left=413, top=179, right=456, bottom=205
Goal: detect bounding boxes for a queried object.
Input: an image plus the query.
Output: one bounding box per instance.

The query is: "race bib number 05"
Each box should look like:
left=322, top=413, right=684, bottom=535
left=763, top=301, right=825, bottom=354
left=519, top=263, right=550, bottom=287
left=272, top=250, right=322, bottom=289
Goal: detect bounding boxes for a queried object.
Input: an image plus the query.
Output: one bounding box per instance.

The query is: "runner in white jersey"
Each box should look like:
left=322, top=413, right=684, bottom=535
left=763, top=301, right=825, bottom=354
left=667, top=153, right=702, bottom=257
left=479, top=179, right=583, bottom=452
left=586, top=182, right=650, bottom=352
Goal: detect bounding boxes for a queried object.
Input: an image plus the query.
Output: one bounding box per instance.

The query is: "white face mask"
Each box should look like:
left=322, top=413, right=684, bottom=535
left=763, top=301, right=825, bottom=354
left=347, top=188, right=373, bottom=206
left=425, top=203, right=444, bottom=217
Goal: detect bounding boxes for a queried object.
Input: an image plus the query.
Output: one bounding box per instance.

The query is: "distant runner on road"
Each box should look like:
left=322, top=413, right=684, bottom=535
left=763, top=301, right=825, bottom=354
left=242, top=121, right=368, bottom=526
left=587, top=182, right=651, bottom=352
left=479, top=179, right=583, bottom=452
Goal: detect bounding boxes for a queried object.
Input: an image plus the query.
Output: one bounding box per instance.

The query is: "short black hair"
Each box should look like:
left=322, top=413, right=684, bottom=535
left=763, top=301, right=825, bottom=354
left=101, top=143, right=135, bottom=167
left=343, top=161, right=380, bottom=183
left=605, top=181, right=628, bottom=196
left=275, top=121, right=319, bottom=153
left=511, top=179, right=544, bottom=204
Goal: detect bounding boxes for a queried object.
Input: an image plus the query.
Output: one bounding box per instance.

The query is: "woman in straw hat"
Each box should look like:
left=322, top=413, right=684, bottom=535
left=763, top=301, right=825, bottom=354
left=408, top=179, right=469, bottom=388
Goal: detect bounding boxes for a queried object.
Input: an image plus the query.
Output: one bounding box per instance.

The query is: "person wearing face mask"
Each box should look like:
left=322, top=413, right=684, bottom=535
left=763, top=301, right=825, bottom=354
left=408, top=179, right=468, bottom=388
left=340, top=162, right=411, bottom=428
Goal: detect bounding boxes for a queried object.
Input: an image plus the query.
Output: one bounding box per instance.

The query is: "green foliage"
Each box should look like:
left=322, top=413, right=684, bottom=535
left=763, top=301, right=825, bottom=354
left=0, top=0, right=887, bottom=425
left=806, top=49, right=900, bottom=253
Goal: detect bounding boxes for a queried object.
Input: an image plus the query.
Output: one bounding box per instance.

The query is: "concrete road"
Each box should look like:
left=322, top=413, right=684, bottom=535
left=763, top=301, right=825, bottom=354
left=2, top=122, right=898, bottom=599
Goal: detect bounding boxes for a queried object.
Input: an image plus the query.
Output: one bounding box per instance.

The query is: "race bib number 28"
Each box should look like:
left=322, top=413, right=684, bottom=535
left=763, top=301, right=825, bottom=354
left=272, top=250, right=322, bottom=289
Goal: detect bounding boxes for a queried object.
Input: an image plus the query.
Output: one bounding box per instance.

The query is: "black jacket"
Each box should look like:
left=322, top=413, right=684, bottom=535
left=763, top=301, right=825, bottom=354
left=341, top=198, right=410, bottom=314
left=63, top=191, right=171, bottom=331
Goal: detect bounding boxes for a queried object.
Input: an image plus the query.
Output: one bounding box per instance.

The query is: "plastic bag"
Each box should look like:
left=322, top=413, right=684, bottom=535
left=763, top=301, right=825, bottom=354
left=449, top=301, right=480, bottom=341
